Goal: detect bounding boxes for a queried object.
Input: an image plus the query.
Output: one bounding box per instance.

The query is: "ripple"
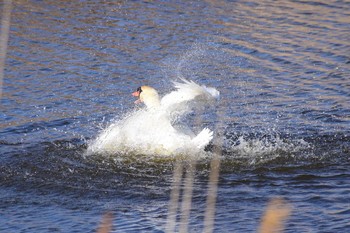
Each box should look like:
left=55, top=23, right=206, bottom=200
left=1, top=0, right=350, bottom=232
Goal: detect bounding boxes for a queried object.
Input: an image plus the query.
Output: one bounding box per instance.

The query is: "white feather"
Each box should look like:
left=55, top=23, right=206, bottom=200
left=161, top=79, right=219, bottom=110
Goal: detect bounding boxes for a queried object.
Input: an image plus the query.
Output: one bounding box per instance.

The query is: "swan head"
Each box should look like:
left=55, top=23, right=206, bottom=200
left=132, top=85, right=160, bottom=109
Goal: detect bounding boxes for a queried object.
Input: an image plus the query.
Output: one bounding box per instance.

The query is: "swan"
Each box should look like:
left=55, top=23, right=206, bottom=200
left=87, top=79, right=219, bottom=156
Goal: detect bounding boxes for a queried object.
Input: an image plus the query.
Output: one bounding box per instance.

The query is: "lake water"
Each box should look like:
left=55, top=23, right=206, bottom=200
left=1, top=0, right=349, bottom=232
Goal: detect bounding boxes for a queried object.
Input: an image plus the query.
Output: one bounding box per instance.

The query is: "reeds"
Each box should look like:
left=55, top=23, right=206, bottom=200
left=0, top=0, right=13, bottom=99
left=259, top=198, right=292, bottom=233
left=96, top=212, right=114, bottom=233
left=97, top=197, right=292, bottom=233
left=165, top=160, right=185, bottom=233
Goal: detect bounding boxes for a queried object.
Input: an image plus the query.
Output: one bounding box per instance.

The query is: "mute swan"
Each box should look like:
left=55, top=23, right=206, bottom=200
left=87, top=79, right=219, bottom=156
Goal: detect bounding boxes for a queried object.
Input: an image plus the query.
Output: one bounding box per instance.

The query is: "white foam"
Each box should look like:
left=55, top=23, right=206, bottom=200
left=225, top=134, right=312, bottom=165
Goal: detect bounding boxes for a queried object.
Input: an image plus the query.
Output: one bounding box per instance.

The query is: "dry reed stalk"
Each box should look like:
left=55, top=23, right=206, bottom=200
left=177, top=104, right=207, bottom=233
left=165, top=160, right=184, bottom=233
left=259, top=197, right=292, bottom=233
left=202, top=151, right=221, bottom=233
left=203, top=106, right=224, bottom=233
left=165, top=103, right=205, bottom=233
left=0, top=0, right=12, bottom=99
left=178, top=158, right=197, bottom=233
left=96, top=212, right=114, bottom=233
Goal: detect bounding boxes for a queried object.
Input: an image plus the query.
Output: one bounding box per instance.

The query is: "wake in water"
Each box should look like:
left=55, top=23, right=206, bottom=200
left=86, top=79, right=219, bottom=156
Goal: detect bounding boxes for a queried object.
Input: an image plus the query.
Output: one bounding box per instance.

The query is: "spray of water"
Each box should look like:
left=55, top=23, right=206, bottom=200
left=86, top=78, right=219, bottom=158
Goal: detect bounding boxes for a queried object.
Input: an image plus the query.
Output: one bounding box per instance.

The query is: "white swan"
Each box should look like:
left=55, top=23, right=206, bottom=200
left=87, top=79, right=219, bottom=156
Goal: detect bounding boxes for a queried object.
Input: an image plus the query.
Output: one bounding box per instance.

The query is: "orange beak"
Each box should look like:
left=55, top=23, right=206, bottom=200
left=132, top=90, right=142, bottom=104
left=132, top=91, right=140, bottom=97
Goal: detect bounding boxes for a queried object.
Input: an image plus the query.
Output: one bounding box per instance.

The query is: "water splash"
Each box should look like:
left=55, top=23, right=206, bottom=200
left=222, top=132, right=313, bottom=165
left=86, top=79, right=219, bottom=158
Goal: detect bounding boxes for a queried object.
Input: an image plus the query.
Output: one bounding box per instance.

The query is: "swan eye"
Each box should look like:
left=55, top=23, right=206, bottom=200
left=137, top=87, right=142, bottom=93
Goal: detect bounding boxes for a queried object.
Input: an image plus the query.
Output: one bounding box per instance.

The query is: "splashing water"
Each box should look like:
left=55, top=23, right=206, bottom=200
left=86, top=79, right=219, bottom=157
left=223, top=133, right=312, bottom=166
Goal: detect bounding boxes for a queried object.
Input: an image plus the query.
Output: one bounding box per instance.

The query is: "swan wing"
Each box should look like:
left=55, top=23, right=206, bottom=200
left=160, top=79, right=219, bottom=117
left=191, top=128, right=213, bottom=149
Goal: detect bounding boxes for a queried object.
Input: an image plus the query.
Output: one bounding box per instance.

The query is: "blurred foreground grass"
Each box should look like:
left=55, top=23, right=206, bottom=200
left=96, top=197, right=291, bottom=233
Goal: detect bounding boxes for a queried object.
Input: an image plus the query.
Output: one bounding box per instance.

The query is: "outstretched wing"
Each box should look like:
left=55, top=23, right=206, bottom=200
left=160, top=79, right=219, bottom=119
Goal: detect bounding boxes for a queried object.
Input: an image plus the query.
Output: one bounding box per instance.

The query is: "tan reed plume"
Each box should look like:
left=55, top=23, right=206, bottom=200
left=259, top=197, right=292, bottom=233
left=96, top=212, right=114, bottom=233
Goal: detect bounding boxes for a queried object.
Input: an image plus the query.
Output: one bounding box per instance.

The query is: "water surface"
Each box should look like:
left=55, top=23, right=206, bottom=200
left=1, top=0, right=350, bottom=232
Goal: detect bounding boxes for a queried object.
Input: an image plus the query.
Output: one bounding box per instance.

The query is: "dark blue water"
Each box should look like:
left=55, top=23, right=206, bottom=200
left=1, top=0, right=350, bottom=232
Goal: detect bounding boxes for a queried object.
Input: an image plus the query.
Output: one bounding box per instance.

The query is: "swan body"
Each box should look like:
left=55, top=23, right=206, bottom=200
left=87, top=79, right=219, bottom=156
